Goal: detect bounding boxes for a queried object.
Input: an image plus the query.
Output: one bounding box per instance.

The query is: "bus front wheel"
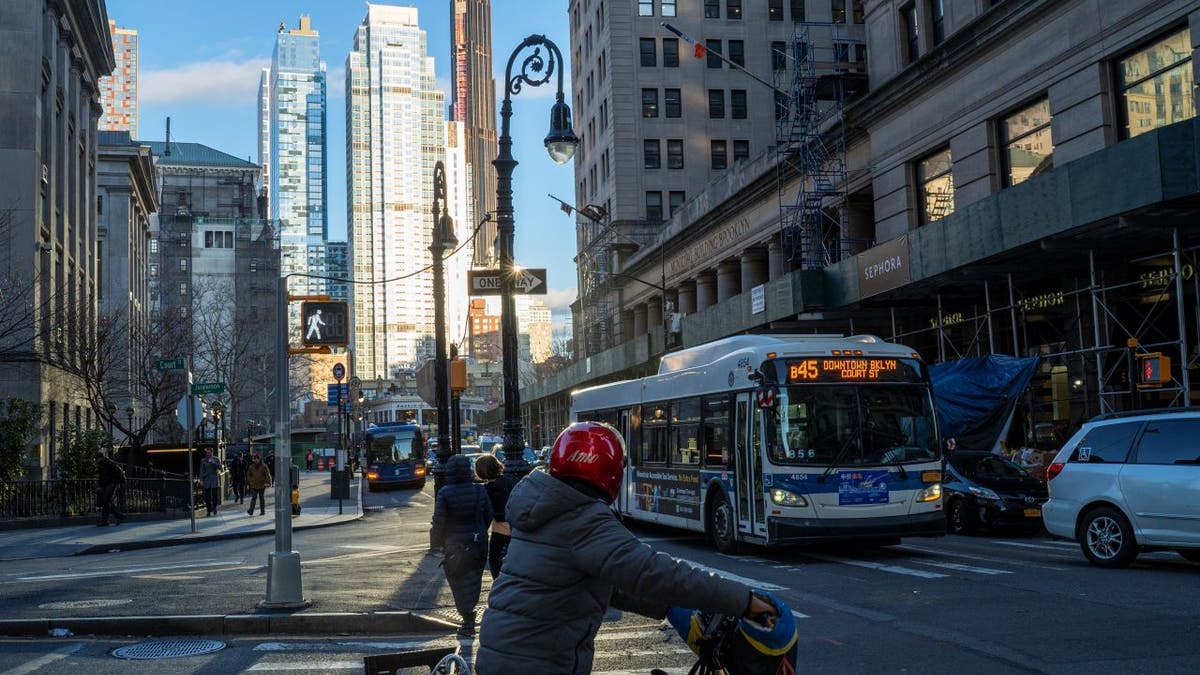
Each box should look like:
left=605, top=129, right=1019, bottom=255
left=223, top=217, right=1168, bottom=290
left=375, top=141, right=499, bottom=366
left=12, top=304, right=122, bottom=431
left=708, top=491, right=740, bottom=554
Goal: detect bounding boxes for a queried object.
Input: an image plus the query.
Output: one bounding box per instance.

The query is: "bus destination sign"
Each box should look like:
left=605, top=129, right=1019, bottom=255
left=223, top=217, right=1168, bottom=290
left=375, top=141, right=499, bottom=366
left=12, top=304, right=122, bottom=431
left=783, top=357, right=922, bottom=383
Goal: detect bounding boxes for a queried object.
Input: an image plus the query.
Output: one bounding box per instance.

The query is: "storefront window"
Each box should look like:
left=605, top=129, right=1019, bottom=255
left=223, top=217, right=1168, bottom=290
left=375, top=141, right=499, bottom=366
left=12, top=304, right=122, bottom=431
left=1118, top=28, right=1194, bottom=139
left=916, top=148, right=954, bottom=224
left=1000, top=98, right=1053, bottom=187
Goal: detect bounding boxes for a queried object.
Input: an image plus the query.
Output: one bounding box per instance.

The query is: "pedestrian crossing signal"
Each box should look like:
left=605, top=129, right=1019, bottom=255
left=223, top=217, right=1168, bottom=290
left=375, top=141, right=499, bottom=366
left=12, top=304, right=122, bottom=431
left=1137, top=352, right=1170, bottom=388
left=301, top=301, right=349, bottom=346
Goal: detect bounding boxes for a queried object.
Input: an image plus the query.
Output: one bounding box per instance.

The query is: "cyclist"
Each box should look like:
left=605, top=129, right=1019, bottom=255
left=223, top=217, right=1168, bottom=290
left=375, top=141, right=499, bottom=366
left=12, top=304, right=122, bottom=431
left=476, top=421, right=777, bottom=674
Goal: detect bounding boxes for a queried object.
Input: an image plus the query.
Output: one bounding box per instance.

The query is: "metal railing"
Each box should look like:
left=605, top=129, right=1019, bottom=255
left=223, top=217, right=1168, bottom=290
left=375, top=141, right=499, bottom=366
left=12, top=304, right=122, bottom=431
left=0, top=473, right=199, bottom=521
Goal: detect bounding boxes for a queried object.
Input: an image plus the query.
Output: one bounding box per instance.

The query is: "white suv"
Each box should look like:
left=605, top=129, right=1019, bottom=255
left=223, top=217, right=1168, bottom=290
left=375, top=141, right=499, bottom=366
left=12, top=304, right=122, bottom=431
left=1042, top=409, right=1200, bottom=568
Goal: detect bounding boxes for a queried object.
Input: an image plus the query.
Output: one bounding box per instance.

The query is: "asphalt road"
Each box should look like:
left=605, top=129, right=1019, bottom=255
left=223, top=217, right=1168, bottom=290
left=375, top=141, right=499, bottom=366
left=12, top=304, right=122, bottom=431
left=1, top=481, right=1198, bottom=673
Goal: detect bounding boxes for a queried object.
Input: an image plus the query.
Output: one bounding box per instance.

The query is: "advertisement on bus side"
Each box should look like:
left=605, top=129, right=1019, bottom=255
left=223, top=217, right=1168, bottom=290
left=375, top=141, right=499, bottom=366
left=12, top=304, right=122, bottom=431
left=633, top=468, right=701, bottom=521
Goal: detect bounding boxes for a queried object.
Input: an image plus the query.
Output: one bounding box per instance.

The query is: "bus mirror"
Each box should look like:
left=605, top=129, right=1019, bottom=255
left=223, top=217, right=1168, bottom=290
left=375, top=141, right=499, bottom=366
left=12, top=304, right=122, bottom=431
left=755, top=386, right=776, bottom=409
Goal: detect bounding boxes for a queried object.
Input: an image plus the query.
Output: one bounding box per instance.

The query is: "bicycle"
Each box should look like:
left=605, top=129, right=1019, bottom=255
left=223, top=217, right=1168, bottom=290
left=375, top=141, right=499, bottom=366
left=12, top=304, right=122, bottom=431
left=659, top=599, right=797, bottom=675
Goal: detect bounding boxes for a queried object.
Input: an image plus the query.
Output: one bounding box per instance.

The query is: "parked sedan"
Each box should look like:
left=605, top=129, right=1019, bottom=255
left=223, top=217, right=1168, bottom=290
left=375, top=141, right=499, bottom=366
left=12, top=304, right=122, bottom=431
left=943, top=451, right=1048, bottom=534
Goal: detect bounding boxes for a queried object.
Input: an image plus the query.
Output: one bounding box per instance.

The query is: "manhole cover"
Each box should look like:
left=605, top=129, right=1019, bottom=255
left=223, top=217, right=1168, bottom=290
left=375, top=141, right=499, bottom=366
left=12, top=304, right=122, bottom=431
left=113, top=639, right=225, bottom=660
left=39, top=599, right=132, bottom=610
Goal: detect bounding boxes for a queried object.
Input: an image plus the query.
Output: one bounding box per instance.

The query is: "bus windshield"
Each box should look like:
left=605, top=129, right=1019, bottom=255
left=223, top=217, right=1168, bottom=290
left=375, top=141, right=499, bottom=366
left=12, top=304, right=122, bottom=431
left=366, top=429, right=424, bottom=464
left=765, top=385, right=938, bottom=465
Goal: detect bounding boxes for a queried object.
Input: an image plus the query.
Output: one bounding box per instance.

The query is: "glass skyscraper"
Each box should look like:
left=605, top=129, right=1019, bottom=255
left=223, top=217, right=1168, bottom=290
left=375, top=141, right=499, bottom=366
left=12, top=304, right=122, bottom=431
left=259, top=15, right=327, bottom=298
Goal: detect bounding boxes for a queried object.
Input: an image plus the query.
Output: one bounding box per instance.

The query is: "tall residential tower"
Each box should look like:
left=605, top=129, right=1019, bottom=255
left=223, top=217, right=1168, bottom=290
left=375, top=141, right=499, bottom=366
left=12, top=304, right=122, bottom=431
left=98, top=19, right=137, bottom=136
left=259, top=15, right=328, bottom=298
left=450, top=0, right=498, bottom=267
left=347, top=5, right=447, bottom=378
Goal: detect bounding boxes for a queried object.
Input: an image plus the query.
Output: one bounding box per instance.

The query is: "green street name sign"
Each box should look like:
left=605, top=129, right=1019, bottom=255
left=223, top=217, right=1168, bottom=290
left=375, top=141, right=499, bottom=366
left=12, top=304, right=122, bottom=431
left=156, top=358, right=186, bottom=371
left=191, top=382, right=226, bottom=395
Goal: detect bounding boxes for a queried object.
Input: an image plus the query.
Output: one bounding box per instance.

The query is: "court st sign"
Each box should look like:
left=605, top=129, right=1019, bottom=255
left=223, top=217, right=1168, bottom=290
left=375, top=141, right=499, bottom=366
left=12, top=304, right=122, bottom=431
left=155, top=358, right=186, bottom=371
left=468, top=268, right=547, bottom=296
left=301, top=301, right=349, bottom=346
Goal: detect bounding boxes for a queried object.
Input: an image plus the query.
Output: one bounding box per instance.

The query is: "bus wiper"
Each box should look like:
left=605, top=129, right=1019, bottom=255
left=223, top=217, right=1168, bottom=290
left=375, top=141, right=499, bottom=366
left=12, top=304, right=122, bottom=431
left=818, top=426, right=861, bottom=483
left=888, top=457, right=908, bottom=481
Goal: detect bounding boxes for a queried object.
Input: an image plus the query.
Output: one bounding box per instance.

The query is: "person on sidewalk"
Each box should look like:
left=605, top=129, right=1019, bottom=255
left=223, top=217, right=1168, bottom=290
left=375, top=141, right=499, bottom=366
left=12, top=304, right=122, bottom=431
left=230, top=453, right=247, bottom=504
left=245, top=453, right=272, bottom=516
left=305, top=449, right=314, bottom=472
left=473, top=454, right=513, bottom=580
left=199, top=448, right=222, bottom=517
left=430, top=454, right=493, bottom=638
left=475, top=422, right=778, bottom=674
left=94, top=452, right=126, bottom=526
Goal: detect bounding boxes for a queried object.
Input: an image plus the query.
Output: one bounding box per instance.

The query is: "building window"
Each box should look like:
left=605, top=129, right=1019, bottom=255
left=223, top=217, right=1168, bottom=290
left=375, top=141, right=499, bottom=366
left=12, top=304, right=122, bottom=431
left=639, top=0, right=654, bottom=16
left=711, top=140, right=728, bottom=169
left=708, top=89, right=725, bottom=118
left=770, top=0, right=783, bottom=21
left=663, top=38, right=679, bottom=67
left=705, top=0, right=720, bottom=18
left=644, top=139, right=661, bottom=169
left=916, top=147, right=954, bottom=224
left=204, top=231, right=213, bottom=248
left=224, top=231, right=233, bottom=248
left=97, top=195, right=103, bottom=215
left=930, top=0, right=945, bottom=45
left=853, top=0, right=864, bottom=23
left=772, top=41, right=787, bottom=71
left=640, top=38, right=656, bottom=67
left=832, top=0, right=846, bottom=23
left=642, top=88, right=659, bottom=117
left=667, top=139, right=684, bottom=169
left=180, top=258, right=187, bottom=271
left=662, top=0, right=677, bottom=16
left=731, top=90, right=747, bottom=119
left=179, top=232, right=188, bottom=246
left=733, top=139, right=750, bottom=162
left=665, top=88, right=682, bottom=117
left=901, top=4, right=919, bottom=64
left=790, top=0, right=805, bottom=21
left=149, top=238, right=158, bottom=254
left=646, top=191, right=664, bottom=221
left=728, top=40, right=744, bottom=67
left=706, top=40, right=722, bottom=68
left=669, top=191, right=686, bottom=217
left=727, top=0, right=742, bottom=20
left=149, top=263, right=158, bottom=277
left=1000, top=98, right=1053, bottom=187
left=179, top=282, right=188, bottom=296
left=1117, top=28, right=1195, bottom=139
left=179, top=306, right=188, bottom=319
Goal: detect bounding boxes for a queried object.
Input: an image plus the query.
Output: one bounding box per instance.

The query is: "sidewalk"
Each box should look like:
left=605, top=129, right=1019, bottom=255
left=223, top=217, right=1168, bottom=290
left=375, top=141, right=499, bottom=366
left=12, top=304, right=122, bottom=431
left=0, top=470, right=363, bottom=560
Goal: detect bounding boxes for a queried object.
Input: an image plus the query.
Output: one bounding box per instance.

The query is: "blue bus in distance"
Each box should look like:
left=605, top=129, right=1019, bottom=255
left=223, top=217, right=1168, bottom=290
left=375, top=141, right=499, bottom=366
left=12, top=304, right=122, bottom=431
left=364, top=422, right=427, bottom=491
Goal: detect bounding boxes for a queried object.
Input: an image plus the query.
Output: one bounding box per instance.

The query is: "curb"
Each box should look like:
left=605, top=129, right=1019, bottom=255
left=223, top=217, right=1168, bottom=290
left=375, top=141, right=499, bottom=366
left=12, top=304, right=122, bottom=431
left=72, top=513, right=364, bottom=556
left=0, top=610, right=457, bottom=638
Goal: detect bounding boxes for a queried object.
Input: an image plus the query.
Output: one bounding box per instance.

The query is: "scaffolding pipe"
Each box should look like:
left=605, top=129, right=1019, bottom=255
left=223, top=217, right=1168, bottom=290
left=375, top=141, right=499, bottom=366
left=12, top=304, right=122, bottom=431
left=1008, top=274, right=1019, bottom=357
left=891, top=306, right=897, bottom=342
left=1173, top=227, right=1191, bottom=406
left=1090, top=251, right=1107, bottom=413
left=936, top=293, right=946, bottom=363
left=984, top=279, right=995, bottom=354
left=1075, top=277, right=1091, bottom=418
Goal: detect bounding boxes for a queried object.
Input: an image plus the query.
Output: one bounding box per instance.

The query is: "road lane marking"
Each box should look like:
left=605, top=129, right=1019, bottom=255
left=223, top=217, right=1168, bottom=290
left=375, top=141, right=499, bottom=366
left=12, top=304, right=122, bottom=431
left=247, top=660, right=362, bottom=671
left=3, top=643, right=83, bottom=674
left=593, top=630, right=670, bottom=642
left=671, top=558, right=788, bottom=591
left=907, top=559, right=1011, bottom=575
left=17, top=561, right=243, bottom=581
left=803, top=553, right=948, bottom=578
left=989, top=540, right=1077, bottom=553
left=637, top=536, right=695, bottom=543
left=254, top=639, right=447, bottom=652
left=894, top=544, right=1069, bottom=571
left=304, top=545, right=430, bottom=565
left=792, top=609, right=810, bottom=619
left=595, top=669, right=690, bottom=675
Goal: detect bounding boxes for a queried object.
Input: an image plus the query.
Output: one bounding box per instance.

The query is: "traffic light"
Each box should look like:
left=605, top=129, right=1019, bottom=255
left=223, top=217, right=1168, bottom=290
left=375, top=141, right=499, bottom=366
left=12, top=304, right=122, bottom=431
left=1137, top=352, right=1171, bottom=388
left=450, top=358, right=467, bottom=395
left=300, top=301, right=349, bottom=346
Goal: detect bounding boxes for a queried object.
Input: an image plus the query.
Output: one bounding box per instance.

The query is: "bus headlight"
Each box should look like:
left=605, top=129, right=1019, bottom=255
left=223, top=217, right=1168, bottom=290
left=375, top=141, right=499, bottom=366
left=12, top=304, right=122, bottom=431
left=916, top=484, right=942, bottom=502
left=770, top=488, right=808, bottom=507
left=366, top=471, right=379, bottom=480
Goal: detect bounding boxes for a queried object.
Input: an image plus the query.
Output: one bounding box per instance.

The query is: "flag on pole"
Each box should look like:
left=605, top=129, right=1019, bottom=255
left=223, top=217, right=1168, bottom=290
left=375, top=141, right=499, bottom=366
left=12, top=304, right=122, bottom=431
left=560, top=202, right=574, bottom=216
left=694, top=42, right=707, bottom=59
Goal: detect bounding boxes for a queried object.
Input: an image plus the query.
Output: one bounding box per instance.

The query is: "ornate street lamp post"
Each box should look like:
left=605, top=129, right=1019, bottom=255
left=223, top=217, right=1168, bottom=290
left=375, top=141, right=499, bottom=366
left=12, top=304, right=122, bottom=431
left=105, top=402, right=116, bottom=452
left=494, top=35, right=578, bottom=477
left=430, top=160, right=457, bottom=492
left=124, top=406, right=135, bottom=456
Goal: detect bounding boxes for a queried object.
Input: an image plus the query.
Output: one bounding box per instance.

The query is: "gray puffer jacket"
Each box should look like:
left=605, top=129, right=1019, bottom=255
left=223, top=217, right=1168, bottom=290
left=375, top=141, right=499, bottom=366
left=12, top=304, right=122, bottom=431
left=476, top=470, right=753, bottom=674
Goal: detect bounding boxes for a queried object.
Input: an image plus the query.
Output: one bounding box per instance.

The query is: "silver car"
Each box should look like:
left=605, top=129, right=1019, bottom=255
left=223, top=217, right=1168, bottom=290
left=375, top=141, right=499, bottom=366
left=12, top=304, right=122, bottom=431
left=1042, top=410, right=1200, bottom=567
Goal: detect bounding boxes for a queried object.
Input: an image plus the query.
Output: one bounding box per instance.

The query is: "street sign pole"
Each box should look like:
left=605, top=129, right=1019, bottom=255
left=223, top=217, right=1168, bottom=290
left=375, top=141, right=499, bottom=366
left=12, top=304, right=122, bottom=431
left=263, top=275, right=307, bottom=609
left=186, top=354, right=196, bottom=534
left=334, top=368, right=344, bottom=516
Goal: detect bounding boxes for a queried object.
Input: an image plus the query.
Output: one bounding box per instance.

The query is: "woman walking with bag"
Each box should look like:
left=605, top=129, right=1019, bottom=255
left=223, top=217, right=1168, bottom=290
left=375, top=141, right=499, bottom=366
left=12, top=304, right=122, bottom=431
left=473, top=454, right=513, bottom=580
left=430, top=454, right=493, bottom=638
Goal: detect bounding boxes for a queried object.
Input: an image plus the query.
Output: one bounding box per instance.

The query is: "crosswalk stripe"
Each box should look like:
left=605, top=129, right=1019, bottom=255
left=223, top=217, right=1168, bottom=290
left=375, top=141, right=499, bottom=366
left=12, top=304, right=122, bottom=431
left=253, top=639, right=447, bottom=652
left=247, top=661, right=362, bottom=671
left=792, top=609, right=810, bottom=619
left=989, top=540, right=1076, bottom=552
left=594, top=668, right=690, bottom=675
left=672, top=558, right=789, bottom=591
left=804, top=553, right=948, bottom=578
left=593, top=630, right=668, bottom=642
left=895, top=544, right=1069, bottom=571
left=4, top=643, right=83, bottom=675
left=908, top=559, right=1011, bottom=575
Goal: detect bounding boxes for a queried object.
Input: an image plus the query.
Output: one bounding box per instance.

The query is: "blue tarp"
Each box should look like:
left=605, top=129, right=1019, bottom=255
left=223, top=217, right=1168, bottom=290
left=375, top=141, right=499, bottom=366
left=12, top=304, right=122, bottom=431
left=928, top=355, right=1040, bottom=452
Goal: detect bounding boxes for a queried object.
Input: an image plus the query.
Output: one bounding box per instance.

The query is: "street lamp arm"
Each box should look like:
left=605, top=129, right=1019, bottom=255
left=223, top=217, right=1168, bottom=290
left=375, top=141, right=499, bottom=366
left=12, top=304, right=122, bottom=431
left=503, top=35, right=561, bottom=100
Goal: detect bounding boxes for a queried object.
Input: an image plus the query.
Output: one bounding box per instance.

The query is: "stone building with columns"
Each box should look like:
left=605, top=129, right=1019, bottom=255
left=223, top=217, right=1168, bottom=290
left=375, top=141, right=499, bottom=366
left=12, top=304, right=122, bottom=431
left=522, top=0, right=1200, bottom=443
left=0, top=0, right=114, bottom=478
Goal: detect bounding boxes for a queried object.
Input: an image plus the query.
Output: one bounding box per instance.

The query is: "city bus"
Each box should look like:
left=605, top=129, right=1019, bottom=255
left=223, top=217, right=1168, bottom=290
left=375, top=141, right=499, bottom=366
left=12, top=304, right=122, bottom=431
left=571, top=334, right=944, bottom=552
left=363, top=422, right=427, bottom=491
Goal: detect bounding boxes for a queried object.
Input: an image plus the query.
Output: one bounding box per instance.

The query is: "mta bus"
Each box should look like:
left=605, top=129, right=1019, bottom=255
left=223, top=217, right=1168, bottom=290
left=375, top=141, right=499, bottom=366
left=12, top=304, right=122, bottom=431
left=571, top=334, right=944, bottom=552
left=364, top=422, right=427, bottom=491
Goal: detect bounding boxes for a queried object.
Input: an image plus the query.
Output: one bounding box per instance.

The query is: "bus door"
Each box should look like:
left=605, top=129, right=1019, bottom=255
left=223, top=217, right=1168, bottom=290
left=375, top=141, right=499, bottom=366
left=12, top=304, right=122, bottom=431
left=734, top=393, right=767, bottom=537
left=618, top=408, right=631, bottom=515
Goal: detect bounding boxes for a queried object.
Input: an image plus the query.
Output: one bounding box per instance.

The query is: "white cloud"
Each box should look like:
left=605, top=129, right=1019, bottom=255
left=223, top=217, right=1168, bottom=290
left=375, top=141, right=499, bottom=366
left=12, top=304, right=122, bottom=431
left=544, top=287, right=577, bottom=314
left=141, top=57, right=270, bottom=106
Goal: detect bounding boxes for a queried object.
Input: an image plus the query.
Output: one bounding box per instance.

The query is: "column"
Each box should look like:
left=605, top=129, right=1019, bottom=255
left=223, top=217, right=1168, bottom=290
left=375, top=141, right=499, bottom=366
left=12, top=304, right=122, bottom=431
left=768, top=240, right=785, bottom=280
left=716, top=260, right=741, bottom=302
left=677, top=282, right=697, bottom=315
left=696, top=271, right=717, bottom=310
left=633, top=303, right=648, bottom=336
left=620, top=309, right=635, bottom=344
left=740, top=248, right=768, bottom=291
left=647, top=297, right=663, bottom=334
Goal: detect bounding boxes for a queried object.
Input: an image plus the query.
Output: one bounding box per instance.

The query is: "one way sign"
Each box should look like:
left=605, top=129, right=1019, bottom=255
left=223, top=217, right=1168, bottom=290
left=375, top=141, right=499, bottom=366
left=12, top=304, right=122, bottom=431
left=468, top=268, right=548, bottom=296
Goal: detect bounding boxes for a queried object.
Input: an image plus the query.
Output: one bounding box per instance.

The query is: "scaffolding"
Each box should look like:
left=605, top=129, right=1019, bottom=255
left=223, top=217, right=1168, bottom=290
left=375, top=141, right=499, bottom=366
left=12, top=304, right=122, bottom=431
left=575, top=208, right=615, bottom=358
left=774, top=22, right=857, bottom=269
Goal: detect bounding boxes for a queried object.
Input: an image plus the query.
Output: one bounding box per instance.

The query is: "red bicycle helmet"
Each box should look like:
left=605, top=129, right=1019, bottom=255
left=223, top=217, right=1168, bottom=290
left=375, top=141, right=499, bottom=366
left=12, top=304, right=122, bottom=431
left=548, top=421, right=625, bottom=502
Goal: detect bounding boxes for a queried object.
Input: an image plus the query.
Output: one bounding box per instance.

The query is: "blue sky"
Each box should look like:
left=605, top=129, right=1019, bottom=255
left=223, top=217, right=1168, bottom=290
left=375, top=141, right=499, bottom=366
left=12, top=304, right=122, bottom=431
left=109, top=0, right=578, bottom=316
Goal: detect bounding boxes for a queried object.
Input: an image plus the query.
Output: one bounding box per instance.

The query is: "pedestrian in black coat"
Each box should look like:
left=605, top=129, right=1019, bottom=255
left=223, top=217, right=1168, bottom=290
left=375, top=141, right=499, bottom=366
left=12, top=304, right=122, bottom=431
left=94, top=452, right=125, bottom=526
left=230, top=454, right=247, bottom=504
left=473, top=454, right=513, bottom=580
left=430, top=455, right=493, bottom=637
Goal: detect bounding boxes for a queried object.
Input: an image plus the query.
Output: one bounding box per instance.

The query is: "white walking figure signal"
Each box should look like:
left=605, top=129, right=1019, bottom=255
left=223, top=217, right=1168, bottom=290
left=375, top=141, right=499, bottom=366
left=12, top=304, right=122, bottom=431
left=305, top=309, right=325, bottom=341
